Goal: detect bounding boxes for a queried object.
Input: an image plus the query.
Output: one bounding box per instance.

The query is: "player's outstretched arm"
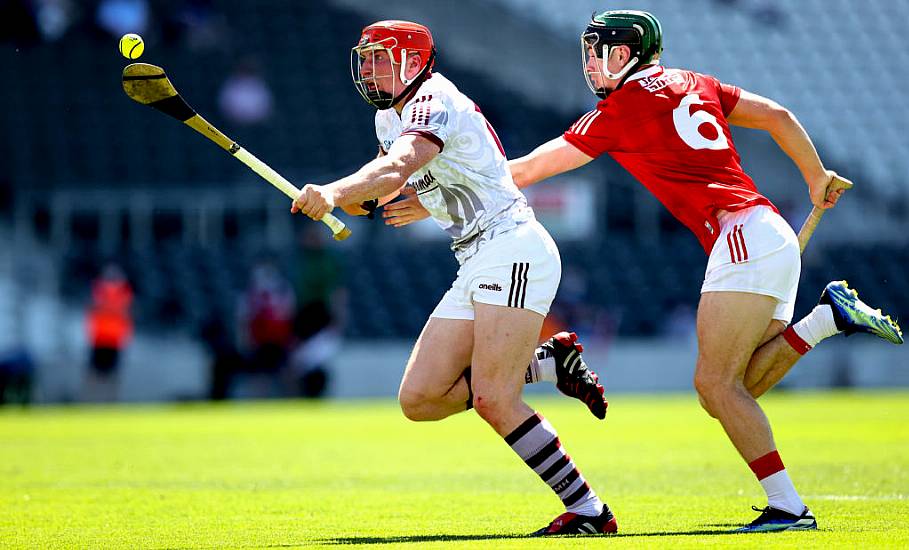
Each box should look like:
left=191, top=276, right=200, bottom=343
left=727, top=90, right=843, bottom=209
left=341, top=147, right=402, bottom=216
left=509, top=137, right=593, bottom=189
left=293, top=135, right=440, bottom=221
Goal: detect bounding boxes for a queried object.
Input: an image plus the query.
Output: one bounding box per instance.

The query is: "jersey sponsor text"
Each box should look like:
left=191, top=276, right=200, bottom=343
left=411, top=170, right=437, bottom=192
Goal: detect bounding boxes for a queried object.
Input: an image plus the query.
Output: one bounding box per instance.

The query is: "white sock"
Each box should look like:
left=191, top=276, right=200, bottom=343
left=568, top=490, right=605, bottom=517
left=525, top=349, right=557, bottom=384
left=791, top=305, right=840, bottom=347
left=760, top=470, right=805, bottom=515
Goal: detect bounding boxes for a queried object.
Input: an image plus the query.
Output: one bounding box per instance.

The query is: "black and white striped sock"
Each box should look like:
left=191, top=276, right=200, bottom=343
left=505, top=412, right=604, bottom=516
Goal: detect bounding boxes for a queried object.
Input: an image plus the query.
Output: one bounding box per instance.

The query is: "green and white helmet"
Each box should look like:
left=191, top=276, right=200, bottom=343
left=582, top=10, right=663, bottom=98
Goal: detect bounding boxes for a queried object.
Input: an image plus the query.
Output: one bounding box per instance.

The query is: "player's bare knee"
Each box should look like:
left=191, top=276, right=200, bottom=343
left=693, top=369, right=721, bottom=400
left=694, top=367, right=754, bottom=418
left=471, top=391, right=507, bottom=425
left=694, top=370, right=732, bottom=414
left=399, top=399, right=435, bottom=422
left=697, top=393, right=719, bottom=418
left=694, top=387, right=721, bottom=417
left=398, top=387, right=433, bottom=421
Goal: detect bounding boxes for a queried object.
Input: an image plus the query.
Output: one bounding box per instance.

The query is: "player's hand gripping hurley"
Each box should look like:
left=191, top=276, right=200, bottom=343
left=121, top=63, right=350, bottom=241
left=796, top=172, right=853, bottom=253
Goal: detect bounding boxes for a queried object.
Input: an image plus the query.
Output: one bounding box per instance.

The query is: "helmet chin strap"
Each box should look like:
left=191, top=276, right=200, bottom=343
left=590, top=51, right=637, bottom=99
left=384, top=48, right=434, bottom=110
left=601, top=46, right=639, bottom=80
left=594, top=49, right=662, bottom=97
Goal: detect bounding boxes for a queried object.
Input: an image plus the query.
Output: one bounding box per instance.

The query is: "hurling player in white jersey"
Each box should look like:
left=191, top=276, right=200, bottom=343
left=292, top=21, right=616, bottom=535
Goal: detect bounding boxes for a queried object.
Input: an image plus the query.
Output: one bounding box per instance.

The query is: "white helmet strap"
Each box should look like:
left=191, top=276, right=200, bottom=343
left=602, top=46, right=639, bottom=80
left=399, top=48, right=415, bottom=85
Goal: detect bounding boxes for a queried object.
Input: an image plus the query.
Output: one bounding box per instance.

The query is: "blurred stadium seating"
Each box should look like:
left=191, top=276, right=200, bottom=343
left=0, top=0, right=905, bottom=364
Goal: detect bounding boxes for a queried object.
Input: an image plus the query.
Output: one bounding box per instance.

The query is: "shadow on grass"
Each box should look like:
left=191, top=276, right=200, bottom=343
left=613, top=528, right=739, bottom=538
left=318, top=534, right=530, bottom=545
left=159, top=528, right=744, bottom=549
left=318, top=527, right=740, bottom=545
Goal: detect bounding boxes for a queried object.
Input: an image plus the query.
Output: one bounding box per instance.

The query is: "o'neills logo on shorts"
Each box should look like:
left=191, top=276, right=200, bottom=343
left=478, top=283, right=502, bottom=291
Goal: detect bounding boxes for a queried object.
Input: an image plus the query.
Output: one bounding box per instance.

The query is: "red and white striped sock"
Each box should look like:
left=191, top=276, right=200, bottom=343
left=748, top=450, right=804, bottom=515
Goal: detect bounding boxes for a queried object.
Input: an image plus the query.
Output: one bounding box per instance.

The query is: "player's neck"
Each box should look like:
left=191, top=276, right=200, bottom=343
left=393, top=73, right=432, bottom=114
left=393, top=87, right=420, bottom=115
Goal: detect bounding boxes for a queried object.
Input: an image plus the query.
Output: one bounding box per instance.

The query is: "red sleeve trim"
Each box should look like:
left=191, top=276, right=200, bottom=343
left=562, top=131, right=600, bottom=159
left=401, top=130, right=444, bottom=153
left=718, top=82, right=742, bottom=117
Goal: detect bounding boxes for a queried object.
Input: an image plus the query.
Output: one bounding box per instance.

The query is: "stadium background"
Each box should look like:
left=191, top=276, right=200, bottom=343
left=0, top=0, right=906, bottom=404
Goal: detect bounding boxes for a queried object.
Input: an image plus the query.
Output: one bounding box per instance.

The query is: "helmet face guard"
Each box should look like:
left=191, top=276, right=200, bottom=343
left=351, top=40, right=401, bottom=110
left=581, top=28, right=642, bottom=98
left=581, top=10, right=663, bottom=99
left=351, top=21, right=435, bottom=110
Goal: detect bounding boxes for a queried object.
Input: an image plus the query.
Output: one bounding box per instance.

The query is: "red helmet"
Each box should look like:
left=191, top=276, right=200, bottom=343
left=351, top=20, right=436, bottom=109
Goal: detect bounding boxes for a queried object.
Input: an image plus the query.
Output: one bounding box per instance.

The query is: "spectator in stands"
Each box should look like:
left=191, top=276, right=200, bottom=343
left=199, top=306, right=244, bottom=400
left=287, top=301, right=335, bottom=398
left=288, top=225, right=346, bottom=397
left=218, top=57, right=274, bottom=126
left=382, top=9, right=903, bottom=533
left=240, top=258, right=295, bottom=392
left=84, top=262, right=133, bottom=402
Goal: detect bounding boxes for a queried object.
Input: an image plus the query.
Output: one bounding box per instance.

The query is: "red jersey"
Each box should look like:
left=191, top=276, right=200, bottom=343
left=563, top=65, right=777, bottom=253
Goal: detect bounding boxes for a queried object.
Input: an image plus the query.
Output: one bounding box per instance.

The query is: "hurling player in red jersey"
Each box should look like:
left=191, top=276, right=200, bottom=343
left=384, top=10, right=903, bottom=533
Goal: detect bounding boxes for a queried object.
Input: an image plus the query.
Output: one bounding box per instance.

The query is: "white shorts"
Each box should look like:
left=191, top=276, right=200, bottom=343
left=431, top=220, right=561, bottom=319
left=701, top=205, right=801, bottom=323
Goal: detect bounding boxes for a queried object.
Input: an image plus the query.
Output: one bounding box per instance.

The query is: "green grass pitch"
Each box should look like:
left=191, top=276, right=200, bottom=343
left=1, top=391, right=908, bottom=548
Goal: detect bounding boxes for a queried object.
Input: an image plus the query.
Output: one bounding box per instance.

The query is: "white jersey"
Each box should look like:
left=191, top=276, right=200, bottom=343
left=375, top=73, right=534, bottom=264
